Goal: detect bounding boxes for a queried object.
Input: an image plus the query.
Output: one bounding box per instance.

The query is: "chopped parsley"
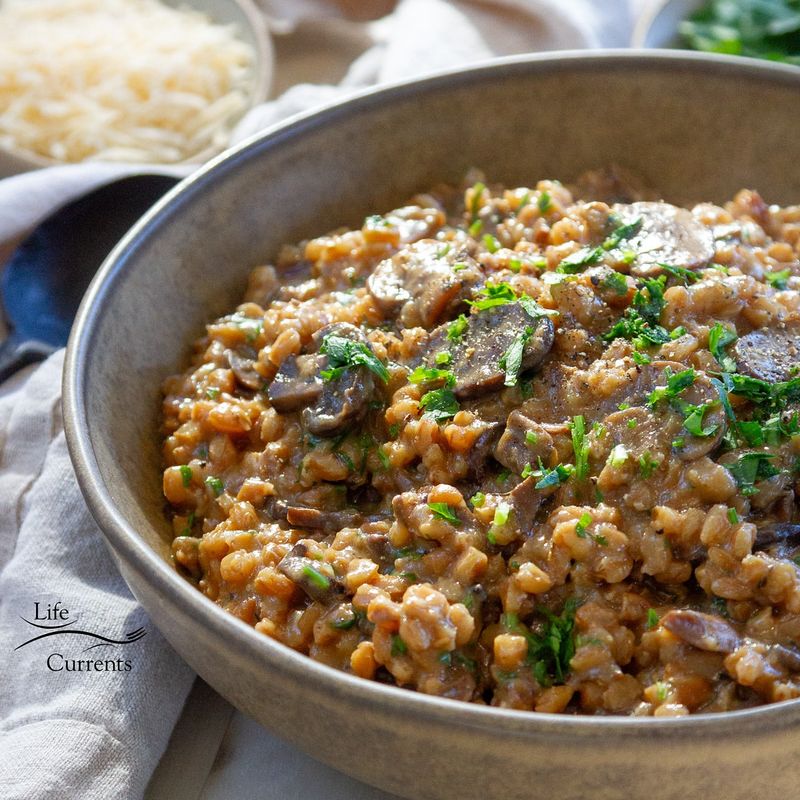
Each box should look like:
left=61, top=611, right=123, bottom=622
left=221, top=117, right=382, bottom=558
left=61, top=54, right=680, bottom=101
left=607, top=444, right=629, bottom=468
left=603, top=217, right=643, bottom=250
left=520, top=599, right=579, bottom=685
left=391, top=635, right=408, bottom=656
left=570, top=415, right=590, bottom=482
left=377, top=446, right=391, bottom=470
left=538, top=190, right=552, bottom=213
left=682, top=401, right=719, bottom=438
left=469, top=219, right=483, bottom=237
left=765, top=268, right=792, bottom=290
left=638, top=451, right=660, bottom=478
left=469, top=281, right=516, bottom=310
left=725, top=452, right=779, bottom=495
left=727, top=507, right=740, bottom=525
left=557, top=246, right=603, bottom=274
left=301, top=564, right=331, bottom=591
left=601, top=271, right=629, bottom=296
left=659, top=262, right=699, bottom=285
left=205, top=476, right=224, bottom=496
left=179, top=465, right=193, bottom=487
left=435, top=351, right=452, bottom=366
left=575, top=511, right=593, bottom=538
left=470, top=491, right=486, bottom=508
left=646, top=608, right=659, bottom=629
left=604, top=276, right=671, bottom=346
left=482, top=233, right=501, bottom=253
left=532, top=460, right=574, bottom=489
left=319, top=335, right=389, bottom=384
left=500, top=325, right=534, bottom=387
left=469, top=181, right=486, bottom=218
left=708, top=322, right=738, bottom=372
left=408, top=366, right=455, bottom=387
left=647, top=367, right=696, bottom=407
left=428, top=502, right=461, bottom=524
left=447, top=314, right=469, bottom=343
left=206, top=387, right=220, bottom=400
left=525, top=430, right=539, bottom=445
left=388, top=422, right=401, bottom=439
left=419, top=388, right=460, bottom=422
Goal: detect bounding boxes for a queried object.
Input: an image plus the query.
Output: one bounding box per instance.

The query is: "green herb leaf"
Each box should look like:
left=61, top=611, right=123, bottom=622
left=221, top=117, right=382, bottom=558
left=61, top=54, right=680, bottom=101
left=570, top=415, right=590, bottom=482
left=647, top=367, right=696, bottom=407
left=765, top=268, right=792, bottom=290
left=537, top=191, right=552, bottom=213
left=534, top=461, right=574, bottom=489
left=727, top=507, right=740, bottom=524
left=319, top=335, right=389, bottom=384
left=435, top=351, right=452, bottom=366
left=205, top=476, right=224, bottom=496
left=607, top=444, right=629, bottom=468
left=408, top=366, right=456, bottom=387
left=557, top=246, right=603, bottom=274
left=708, top=322, right=738, bottom=372
left=646, top=608, right=659, bottom=629
left=682, top=401, right=719, bottom=438
left=470, top=491, right=486, bottom=508
left=575, top=511, right=592, bottom=538
left=499, top=325, right=534, bottom=387
left=725, top=452, right=780, bottom=495
left=428, top=502, right=461, bottom=524
left=301, top=564, right=331, bottom=591
left=447, top=314, right=469, bottom=343
left=180, top=465, right=193, bottom=487
left=469, top=181, right=486, bottom=218
left=603, top=217, right=643, bottom=250
left=659, top=263, right=699, bottom=285
left=419, top=388, right=460, bottom=422
left=638, top=451, right=660, bottom=478
left=601, top=271, right=629, bottom=296
left=468, top=282, right=516, bottom=311
left=482, top=233, right=501, bottom=253
left=391, top=635, right=408, bottom=656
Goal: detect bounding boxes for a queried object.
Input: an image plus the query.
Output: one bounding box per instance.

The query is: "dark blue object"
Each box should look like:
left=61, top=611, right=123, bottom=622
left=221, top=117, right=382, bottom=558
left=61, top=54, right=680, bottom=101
left=0, top=173, right=179, bottom=383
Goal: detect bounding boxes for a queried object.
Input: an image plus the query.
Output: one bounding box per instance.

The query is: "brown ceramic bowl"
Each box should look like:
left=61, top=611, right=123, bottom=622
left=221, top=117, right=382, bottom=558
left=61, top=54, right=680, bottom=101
left=64, top=52, right=800, bottom=800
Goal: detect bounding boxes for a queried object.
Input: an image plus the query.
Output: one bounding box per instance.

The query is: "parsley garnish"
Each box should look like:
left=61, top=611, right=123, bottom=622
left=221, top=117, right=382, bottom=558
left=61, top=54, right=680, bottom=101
left=708, top=322, right=738, bottom=372
left=575, top=511, right=592, bottom=538
left=532, top=461, right=574, bottom=489
left=646, top=608, right=659, bottom=629
left=647, top=367, right=696, bottom=407
left=483, top=233, right=501, bottom=253
left=725, top=452, right=779, bottom=495
left=408, top=366, right=455, bottom=387
left=435, top=351, right=451, bottom=366
left=205, top=476, right=224, bottom=496
left=538, top=190, right=552, bottom=213
left=515, top=599, right=579, bottom=685
left=601, top=271, right=629, bottom=295
left=638, top=451, right=660, bottom=478
left=179, top=465, right=193, bottom=487
left=682, top=401, right=719, bottom=438
left=319, top=335, right=389, bottom=384
left=727, top=507, right=740, bottom=525
left=603, top=276, right=671, bottom=346
left=391, top=635, right=408, bottom=656
left=500, top=325, right=534, bottom=387
left=557, top=246, right=603, bottom=274
left=469, top=181, right=485, bottom=219
left=470, top=491, right=486, bottom=508
left=419, top=388, right=460, bottom=422
left=607, top=444, right=629, bottom=468
left=765, top=268, right=791, bottom=290
left=301, top=564, right=331, bottom=591
left=428, top=502, right=460, bottom=524
left=468, top=282, right=516, bottom=311
left=447, top=314, right=469, bottom=342
left=603, top=217, right=643, bottom=250
left=570, top=415, right=590, bottom=482
left=660, top=262, right=699, bottom=285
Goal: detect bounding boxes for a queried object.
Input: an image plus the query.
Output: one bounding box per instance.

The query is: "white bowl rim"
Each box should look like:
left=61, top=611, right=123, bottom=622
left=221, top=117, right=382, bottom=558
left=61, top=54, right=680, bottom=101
left=64, top=48, right=800, bottom=737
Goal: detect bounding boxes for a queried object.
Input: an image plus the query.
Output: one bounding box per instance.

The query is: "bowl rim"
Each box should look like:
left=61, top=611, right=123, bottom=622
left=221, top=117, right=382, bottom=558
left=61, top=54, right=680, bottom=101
left=64, top=49, right=800, bottom=737
left=0, top=0, right=274, bottom=172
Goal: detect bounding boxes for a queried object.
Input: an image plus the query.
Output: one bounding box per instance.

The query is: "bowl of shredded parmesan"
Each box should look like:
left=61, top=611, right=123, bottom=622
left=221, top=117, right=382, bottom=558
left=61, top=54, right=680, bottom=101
left=0, top=0, right=271, bottom=172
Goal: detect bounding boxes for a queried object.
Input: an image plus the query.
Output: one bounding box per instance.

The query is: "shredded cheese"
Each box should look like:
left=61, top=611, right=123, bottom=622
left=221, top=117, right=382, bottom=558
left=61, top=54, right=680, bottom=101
left=0, top=0, right=256, bottom=164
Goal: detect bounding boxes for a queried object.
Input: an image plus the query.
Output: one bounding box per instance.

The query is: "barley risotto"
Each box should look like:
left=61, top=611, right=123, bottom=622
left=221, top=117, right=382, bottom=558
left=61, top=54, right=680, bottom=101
left=162, top=169, right=800, bottom=716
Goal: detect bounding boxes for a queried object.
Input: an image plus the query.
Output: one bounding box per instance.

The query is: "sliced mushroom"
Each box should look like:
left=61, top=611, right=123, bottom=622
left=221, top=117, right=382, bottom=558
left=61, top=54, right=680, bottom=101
left=773, top=643, right=800, bottom=673
left=494, top=411, right=556, bottom=476
left=753, top=522, right=800, bottom=549
left=505, top=476, right=544, bottom=533
left=733, top=325, right=800, bottom=383
left=367, top=239, right=483, bottom=327
left=225, top=348, right=263, bottom=391
left=267, top=353, right=324, bottom=413
left=549, top=279, right=614, bottom=334
left=661, top=609, right=741, bottom=653
left=466, top=420, right=503, bottom=481
left=612, top=202, right=715, bottom=277
left=277, top=543, right=343, bottom=603
left=430, top=303, right=554, bottom=400
left=269, top=323, right=379, bottom=437
left=285, top=505, right=362, bottom=532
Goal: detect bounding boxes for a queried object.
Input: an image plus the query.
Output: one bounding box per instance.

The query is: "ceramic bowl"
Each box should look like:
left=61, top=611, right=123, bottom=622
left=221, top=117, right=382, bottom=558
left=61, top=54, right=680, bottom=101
left=632, top=0, right=706, bottom=49
left=0, top=0, right=273, bottom=177
left=64, top=52, right=800, bottom=800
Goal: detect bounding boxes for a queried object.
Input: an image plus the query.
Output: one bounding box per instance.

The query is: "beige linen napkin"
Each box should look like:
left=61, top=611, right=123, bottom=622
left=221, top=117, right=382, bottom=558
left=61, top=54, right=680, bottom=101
left=0, top=2, right=633, bottom=798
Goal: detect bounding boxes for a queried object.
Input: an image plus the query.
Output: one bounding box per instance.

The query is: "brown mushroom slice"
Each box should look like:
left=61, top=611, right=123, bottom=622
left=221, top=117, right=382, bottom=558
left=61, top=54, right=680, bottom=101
left=612, top=202, right=715, bottom=277
left=225, top=348, right=263, bottom=391
left=267, top=353, right=324, bottom=413
left=773, top=644, right=800, bottom=673
left=493, top=411, right=556, bottom=476
left=753, top=522, right=800, bottom=549
left=366, top=239, right=482, bottom=327
left=285, top=505, right=362, bottom=532
left=505, top=476, right=544, bottom=533
left=661, top=609, right=741, bottom=653
left=277, top=543, right=343, bottom=603
left=430, top=303, right=554, bottom=400
left=466, top=420, right=503, bottom=481
left=733, top=325, right=800, bottom=383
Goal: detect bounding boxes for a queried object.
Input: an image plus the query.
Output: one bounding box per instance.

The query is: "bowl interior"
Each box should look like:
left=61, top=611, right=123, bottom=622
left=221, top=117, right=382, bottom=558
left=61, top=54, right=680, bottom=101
left=75, top=53, right=800, bottom=557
